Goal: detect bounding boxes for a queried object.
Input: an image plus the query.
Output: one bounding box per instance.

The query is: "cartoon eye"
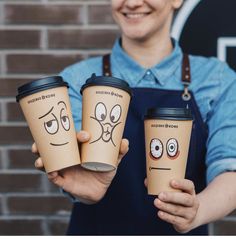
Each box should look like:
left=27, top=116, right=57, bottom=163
left=60, top=108, right=70, bottom=131
left=44, top=114, right=59, bottom=135
left=95, top=102, right=107, bottom=121
left=61, top=115, right=70, bottom=131
left=150, top=138, right=163, bottom=160
left=166, top=138, right=179, bottom=158
left=110, top=104, right=121, bottom=123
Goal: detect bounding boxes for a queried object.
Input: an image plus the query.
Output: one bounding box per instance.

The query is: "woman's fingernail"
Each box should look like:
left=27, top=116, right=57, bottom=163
left=81, top=131, right=88, bottom=139
left=172, top=180, right=178, bottom=187
left=159, top=192, right=166, bottom=200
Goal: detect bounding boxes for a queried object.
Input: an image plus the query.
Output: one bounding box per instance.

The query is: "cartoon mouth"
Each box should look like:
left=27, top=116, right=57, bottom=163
left=149, top=167, right=171, bottom=171
left=50, top=142, right=69, bottom=146
left=104, top=130, right=111, bottom=136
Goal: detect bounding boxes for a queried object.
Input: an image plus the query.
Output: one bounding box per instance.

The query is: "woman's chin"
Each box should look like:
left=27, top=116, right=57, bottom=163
left=123, top=31, right=149, bottom=42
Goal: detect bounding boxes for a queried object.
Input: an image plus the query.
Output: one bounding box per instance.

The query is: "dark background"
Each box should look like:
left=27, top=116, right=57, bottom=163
left=179, top=0, right=236, bottom=71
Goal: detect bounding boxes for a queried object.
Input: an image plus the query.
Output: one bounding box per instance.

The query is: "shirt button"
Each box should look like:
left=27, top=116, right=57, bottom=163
left=146, top=71, right=151, bottom=75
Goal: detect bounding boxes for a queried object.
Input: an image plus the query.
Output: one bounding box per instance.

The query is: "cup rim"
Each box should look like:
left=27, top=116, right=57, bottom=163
left=80, top=73, right=132, bottom=97
left=144, top=107, right=193, bottom=120
left=16, top=76, right=68, bottom=102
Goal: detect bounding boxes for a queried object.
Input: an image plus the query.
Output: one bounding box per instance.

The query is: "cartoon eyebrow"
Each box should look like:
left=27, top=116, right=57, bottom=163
left=58, top=101, right=67, bottom=109
left=38, top=106, right=54, bottom=119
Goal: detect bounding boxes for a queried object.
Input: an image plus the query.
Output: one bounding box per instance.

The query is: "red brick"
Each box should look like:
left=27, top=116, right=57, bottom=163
left=0, top=103, right=2, bottom=121
left=8, top=149, right=36, bottom=169
left=7, top=54, right=83, bottom=74
left=0, top=30, right=40, bottom=49
left=5, top=5, right=83, bottom=25
left=0, top=197, right=2, bottom=214
left=213, top=220, right=236, bottom=235
left=48, top=182, right=61, bottom=193
left=0, top=126, right=33, bottom=145
left=0, top=151, right=3, bottom=169
left=0, top=219, right=43, bottom=235
left=48, top=29, right=119, bottom=49
left=6, top=102, right=26, bottom=122
left=0, top=78, right=32, bottom=97
left=88, top=5, right=115, bottom=24
left=48, top=218, right=69, bottom=235
left=0, top=174, right=42, bottom=193
left=8, top=196, right=72, bottom=215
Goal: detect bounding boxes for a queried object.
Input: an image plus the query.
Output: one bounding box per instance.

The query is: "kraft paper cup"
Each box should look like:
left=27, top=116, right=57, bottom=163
left=144, top=108, right=193, bottom=195
left=16, top=76, right=81, bottom=173
left=80, top=74, right=132, bottom=172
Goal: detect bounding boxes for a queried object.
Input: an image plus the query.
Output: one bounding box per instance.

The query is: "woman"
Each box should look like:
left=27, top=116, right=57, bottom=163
left=32, top=0, right=236, bottom=235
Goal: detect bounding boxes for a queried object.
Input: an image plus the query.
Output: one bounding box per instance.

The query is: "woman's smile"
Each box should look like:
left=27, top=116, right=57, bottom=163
left=122, top=12, right=151, bottom=19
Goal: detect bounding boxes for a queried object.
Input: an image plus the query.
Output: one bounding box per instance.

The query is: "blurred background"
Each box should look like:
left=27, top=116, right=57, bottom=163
left=0, top=0, right=235, bottom=235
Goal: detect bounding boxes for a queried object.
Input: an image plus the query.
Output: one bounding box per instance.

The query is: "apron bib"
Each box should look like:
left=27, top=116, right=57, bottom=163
left=67, top=54, right=208, bottom=235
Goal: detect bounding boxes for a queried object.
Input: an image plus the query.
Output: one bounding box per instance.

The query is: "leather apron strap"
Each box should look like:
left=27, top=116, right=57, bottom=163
left=102, top=53, right=192, bottom=101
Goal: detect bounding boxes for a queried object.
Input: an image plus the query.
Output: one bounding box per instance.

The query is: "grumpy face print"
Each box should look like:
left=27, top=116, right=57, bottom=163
left=90, top=102, right=122, bottom=146
left=38, top=100, right=71, bottom=146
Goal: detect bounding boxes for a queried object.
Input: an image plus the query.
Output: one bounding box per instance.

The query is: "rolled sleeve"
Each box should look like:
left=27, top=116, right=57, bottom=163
left=60, top=188, right=80, bottom=203
left=206, top=62, right=236, bottom=183
left=207, top=158, right=236, bottom=183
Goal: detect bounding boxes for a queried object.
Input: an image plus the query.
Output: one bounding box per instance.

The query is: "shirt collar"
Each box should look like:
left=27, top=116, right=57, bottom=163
left=111, top=38, right=183, bottom=86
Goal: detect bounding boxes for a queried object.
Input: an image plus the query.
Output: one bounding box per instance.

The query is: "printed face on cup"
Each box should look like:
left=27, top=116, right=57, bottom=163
left=38, top=100, right=72, bottom=147
left=149, top=137, right=180, bottom=172
left=90, top=102, right=122, bottom=147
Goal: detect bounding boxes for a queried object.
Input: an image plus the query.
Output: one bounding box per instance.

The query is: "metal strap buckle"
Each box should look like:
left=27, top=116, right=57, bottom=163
left=182, top=86, right=191, bottom=101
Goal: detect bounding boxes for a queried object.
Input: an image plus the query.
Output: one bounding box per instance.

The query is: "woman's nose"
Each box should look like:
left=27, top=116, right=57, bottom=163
left=124, top=0, right=144, bottom=9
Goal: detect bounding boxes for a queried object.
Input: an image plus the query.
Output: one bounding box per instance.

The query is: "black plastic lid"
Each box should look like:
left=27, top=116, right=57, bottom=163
left=16, top=76, right=68, bottom=102
left=80, top=73, right=132, bottom=97
left=145, top=107, right=193, bottom=120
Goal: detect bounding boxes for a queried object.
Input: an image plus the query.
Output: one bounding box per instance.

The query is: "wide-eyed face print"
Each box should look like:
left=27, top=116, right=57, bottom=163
left=90, top=102, right=122, bottom=147
left=149, top=137, right=180, bottom=171
left=38, top=101, right=71, bottom=146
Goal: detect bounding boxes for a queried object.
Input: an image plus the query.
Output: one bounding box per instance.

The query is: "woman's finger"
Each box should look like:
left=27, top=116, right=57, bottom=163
left=31, top=142, right=38, bottom=154
left=117, top=139, right=129, bottom=164
left=48, top=171, right=65, bottom=188
left=170, top=179, right=196, bottom=195
left=157, top=210, right=186, bottom=226
left=76, top=130, right=90, bottom=143
left=158, top=191, right=195, bottom=207
left=154, top=198, right=191, bottom=219
left=34, top=157, right=45, bottom=172
left=119, top=138, right=129, bottom=156
left=144, top=178, right=148, bottom=188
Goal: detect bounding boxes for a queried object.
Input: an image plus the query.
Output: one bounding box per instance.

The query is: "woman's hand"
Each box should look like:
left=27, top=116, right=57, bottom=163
left=32, top=130, right=129, bottom=204
left=145, top=178, right=200, bottom=233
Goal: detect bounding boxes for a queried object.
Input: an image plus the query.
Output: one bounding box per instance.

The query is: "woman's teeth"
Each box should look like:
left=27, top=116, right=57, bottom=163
left=124, top=13, right=149, bottom=19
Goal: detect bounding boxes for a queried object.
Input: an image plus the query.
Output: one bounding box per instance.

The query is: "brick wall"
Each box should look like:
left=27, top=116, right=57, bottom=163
left=0, top=0, right=118, bottom=235
left=0, top=0, right=235, bottom=236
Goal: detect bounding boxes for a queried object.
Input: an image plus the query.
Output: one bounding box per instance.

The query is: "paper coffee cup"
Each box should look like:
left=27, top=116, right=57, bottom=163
left=80, top=74, right=132, bottom=172
left=16, top=76, right=81, bottom=173
left=144, top=108, right=193, bottom=195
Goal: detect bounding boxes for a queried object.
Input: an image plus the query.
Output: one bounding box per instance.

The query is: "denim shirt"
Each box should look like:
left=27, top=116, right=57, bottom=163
left=60, top=39, right=236, bottom=184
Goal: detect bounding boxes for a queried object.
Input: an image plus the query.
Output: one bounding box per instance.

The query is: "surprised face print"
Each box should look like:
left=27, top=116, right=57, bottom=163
left=90, top=102, right=122, bottom=146
left=149, top=138, right=180, bottom=171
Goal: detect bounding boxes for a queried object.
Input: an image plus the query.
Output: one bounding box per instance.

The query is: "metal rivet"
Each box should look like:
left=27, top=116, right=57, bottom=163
left=182, top=93, right=191, bottom=101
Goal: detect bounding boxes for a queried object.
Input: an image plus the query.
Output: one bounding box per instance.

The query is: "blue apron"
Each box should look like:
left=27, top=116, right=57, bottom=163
left=67, top=54, right=208, bottom=235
